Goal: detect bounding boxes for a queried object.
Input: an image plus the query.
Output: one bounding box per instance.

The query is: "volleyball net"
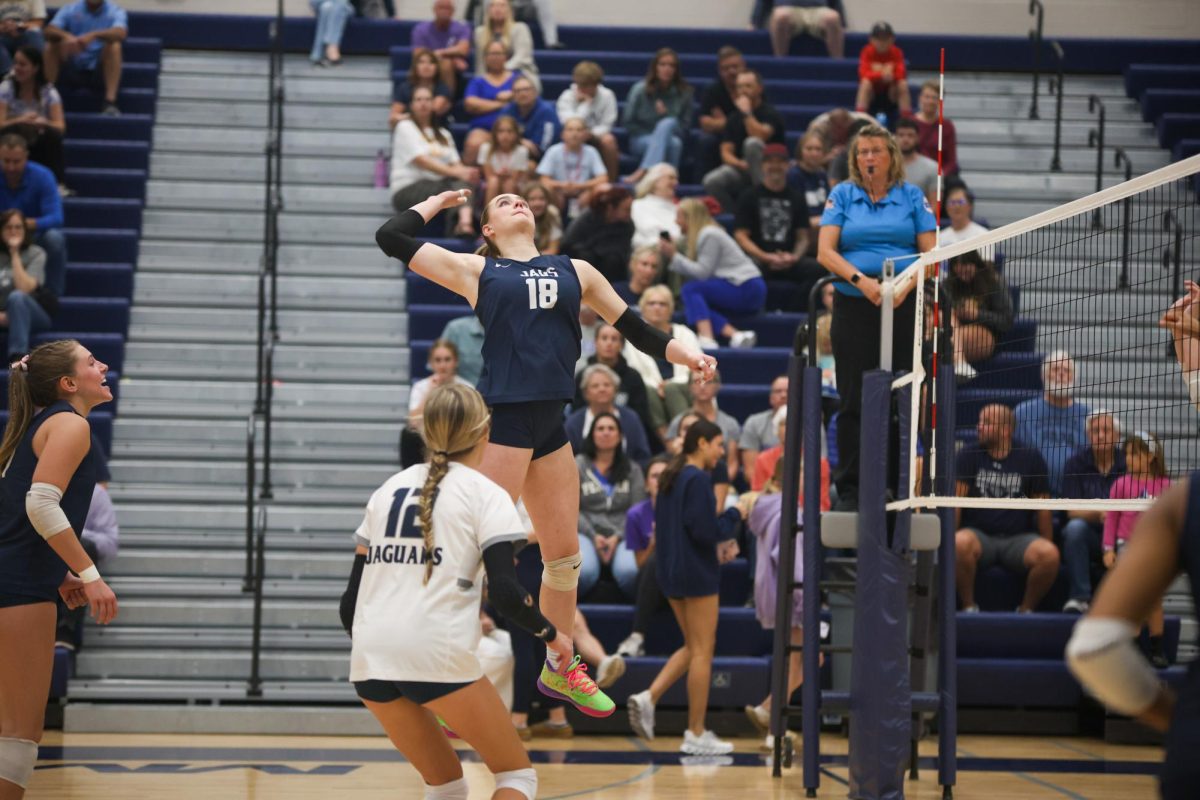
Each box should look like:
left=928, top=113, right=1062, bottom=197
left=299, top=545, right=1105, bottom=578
left=889, top=153, right=1200, bottom=514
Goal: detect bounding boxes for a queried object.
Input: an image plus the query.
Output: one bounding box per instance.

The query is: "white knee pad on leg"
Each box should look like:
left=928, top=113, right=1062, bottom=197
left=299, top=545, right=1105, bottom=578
left=495, top=767, right=538, bottom=799
left=424, top=776, right=469, bottom=800
left=0, top=737, right=37, bottom=789
left=542, top=552, right=582, bottom=592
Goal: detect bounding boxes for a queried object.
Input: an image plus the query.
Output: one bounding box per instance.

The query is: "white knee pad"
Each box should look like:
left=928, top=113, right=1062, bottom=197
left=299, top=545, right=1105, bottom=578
left=495, top=767, right=538, bottom=799
left=424, top=776, right=468, bottom=800
left=0, top=737, right=37, bottom=789
left=542, top=552, right=582, bottom=592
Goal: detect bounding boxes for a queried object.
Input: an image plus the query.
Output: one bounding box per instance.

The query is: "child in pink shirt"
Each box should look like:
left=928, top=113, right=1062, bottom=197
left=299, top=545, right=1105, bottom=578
left=1104, top=431, right=1171, bottom=666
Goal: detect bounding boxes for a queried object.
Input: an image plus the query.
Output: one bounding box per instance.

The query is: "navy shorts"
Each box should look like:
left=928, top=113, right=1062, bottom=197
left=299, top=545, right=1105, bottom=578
left=59, top=58, right=105, bottom=93
left=353, top=679, right=474, bottom=704
left=489, top=400, right=568, bottom=460
left=0, top=591, right=54, bottom=608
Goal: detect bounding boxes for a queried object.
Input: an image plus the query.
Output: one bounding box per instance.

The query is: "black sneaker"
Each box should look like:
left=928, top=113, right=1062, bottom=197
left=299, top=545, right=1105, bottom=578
left=101, top=101, right=120, bottom=117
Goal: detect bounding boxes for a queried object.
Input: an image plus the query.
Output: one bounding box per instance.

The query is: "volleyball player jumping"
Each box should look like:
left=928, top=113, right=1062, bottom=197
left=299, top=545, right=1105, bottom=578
left=376, top=189, right=716, bottom=716
left=0, top=341, right=117, bottom=799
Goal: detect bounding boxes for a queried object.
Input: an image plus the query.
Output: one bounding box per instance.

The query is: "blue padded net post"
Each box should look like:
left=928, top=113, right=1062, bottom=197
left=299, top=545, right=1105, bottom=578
left=801, top=364, right=824, bottom=793
left=936, top=356, right=959, bottom=795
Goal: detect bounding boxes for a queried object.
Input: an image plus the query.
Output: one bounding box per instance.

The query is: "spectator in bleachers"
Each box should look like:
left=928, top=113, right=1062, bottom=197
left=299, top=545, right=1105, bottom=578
left=0, top=46, right=66, bottom=190
left=695, top=46, right=746, bottom=179
left=536, top=117, right=606, bottom=217
left=739, top=374, right=787, bottom=479
left=1014, top=350, right=1090, bottom=497
left=577, top=411, right=646, bottom=599
left=665, top=369, right=741, bottom=485
left=825, top=117, right=872, bottom=186
left=954, top=402, right=1057, bottom=613
left=622, top=285, right=700, bottom=439
left=559, top=184, right=633, bottom=283
left=305, top=0, right=351, bottom=67
left=767, top=0, right=844, bottom=58
left=0, top=208, right=49, bottom=360
left=388, top=86, right=478, bottom=236
left=461, top=40, right=520, bottom=165
left=626, top=418, right=739, bottom=755
left=44, top=0, right=126, bottom=116
left=622, top=47, right=693, bottom=185
left=612, top=245, right=661, bottom=306
left=733, top=142, right=825, bottom=309
left=817, top=122, right=936, bottom=511
left=478, top=116, right=529, bottom=205
left=523, top=181, right=561, bottom=254
left=913, top=79, right=957, bottom=174
left=856, top=21, right=910, bottom=121
left=1104, top=431, right=1171, bottom=666
left=615, top=455, right=670, bottom=658
left=389, top=47, right=452, bottom=130
left=631, top=162, right=681, bottom=251
left=555, top=61, right=619, bottom=181
left=411, top=0, right=472, bottom=96
left=1160, top=279, right=1200, bottom=410
left=788, top=132, right=830, bottom=230
left=0, top=132, right=65, bottom=298
left=702, top=69, right=785, bottom=214
left=473, top=0, right=538, bottom=92
left=942, top=249, right=1012, bottom=381
left=500, top=75, right=559, bottom=161
left=939, top=184, right=994, bottom=261
left=573, top=323, right=656, bottom=451
left=565, top=363, right=652, bottom=467
left=0, top=1, right=46, bottom=75
left=1060, top=409, right=1125, bottom=614
left=438, top=313, right=484, bottom=384
left=806, top=108, right=873, bottom=164
left=407, top=338, right=473, bottom=433
left=894, top=117, right=937, bottom=206
left=663, top=197, right=765, bottom=349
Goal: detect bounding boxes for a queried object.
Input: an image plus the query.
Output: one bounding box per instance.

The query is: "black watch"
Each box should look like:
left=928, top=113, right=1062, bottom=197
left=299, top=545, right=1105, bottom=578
left=850, top=272, right=862, bottom=285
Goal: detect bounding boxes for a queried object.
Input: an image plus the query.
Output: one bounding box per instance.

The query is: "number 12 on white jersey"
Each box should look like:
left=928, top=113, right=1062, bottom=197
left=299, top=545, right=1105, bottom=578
left=526, top=278, right=558, bottom=309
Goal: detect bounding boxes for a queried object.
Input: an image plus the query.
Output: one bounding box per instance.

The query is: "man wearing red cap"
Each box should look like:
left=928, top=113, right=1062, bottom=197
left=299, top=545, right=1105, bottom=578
left=702, top=69, right=787, bottom=213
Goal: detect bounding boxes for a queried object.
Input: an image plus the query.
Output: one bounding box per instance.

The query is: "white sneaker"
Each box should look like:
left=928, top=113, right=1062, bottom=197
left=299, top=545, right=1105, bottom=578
left=1062, top=599, right=1089, bottom=614
left=616, top=632, right=645, bottom=658
left=698, top=335, right=719, bottom=350
left=627, top=690, right=656, bottom=740
left=955, top=361, right=977, bottom=383
left=743, top=703, right=769, bottom=734
left=729, top=330, right=758, bottom=349
left=596, top=654, right=626, bottom=688
left=681, top=729, right=735, bottom=755
left=962, top=604, right=980, bottom=614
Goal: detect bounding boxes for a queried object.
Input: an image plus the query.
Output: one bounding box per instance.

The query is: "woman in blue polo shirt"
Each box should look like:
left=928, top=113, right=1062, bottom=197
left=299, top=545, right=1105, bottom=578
left=817, top=123, right=937, bottom=510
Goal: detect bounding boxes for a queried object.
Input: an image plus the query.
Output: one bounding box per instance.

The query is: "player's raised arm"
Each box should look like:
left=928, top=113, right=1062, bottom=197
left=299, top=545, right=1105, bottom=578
left=375, top=189, right=485, bottom=306
left=573, top=258, right=717, bottom=383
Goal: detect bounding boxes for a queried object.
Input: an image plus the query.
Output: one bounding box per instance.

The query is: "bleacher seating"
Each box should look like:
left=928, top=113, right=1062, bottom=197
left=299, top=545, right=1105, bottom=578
left=1125, top=63, right=1200, bottom=162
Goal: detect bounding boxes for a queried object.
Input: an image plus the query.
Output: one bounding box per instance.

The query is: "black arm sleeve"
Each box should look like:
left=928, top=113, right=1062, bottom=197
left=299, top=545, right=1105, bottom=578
left=375, top=208, right=429, bottom=262
left=482, top=540, right=558, bottom=642
left=614, top=306, right=673, bottom=360
left=339, top=553, right=366, bottom=635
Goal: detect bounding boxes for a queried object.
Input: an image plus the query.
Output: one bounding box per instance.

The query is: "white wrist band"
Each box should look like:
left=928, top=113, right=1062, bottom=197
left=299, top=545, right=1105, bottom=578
left=78, top=565, right=101, bottom=583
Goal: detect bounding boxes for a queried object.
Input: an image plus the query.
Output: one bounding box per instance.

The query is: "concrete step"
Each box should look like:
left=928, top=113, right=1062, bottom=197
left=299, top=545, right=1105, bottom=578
left=132, top=273, right=405, bottom=310
left=142, top=209, right=394, bottom=246
left=106, top=548, right=352, bottom=580
left=115, top=379, right=408, bottom=417
left=109, top=503, right=360, bottom=533
left=128, top=306, right=405, bottom=344
left=954, top=118, right=1158, bottom=149
left=97, top=597, right=335, bottom=628
left=77, top=647, right=350, bottom=681
left=137, top=240, right=396, bottom=275
left=107, top=483, right=378, bottom=506
left=66, top=683, right=364, bottom=709
left=123, top=341, right=410, bottom=383
left=151, top=151, right=378, bottom=186
left=108, top=458, right=397, bottom=490
left=84, top=625, right=347, bottom=650
left=146, top=180, right=392, bottom=215
left=957, top=144, right=1171, bottom=174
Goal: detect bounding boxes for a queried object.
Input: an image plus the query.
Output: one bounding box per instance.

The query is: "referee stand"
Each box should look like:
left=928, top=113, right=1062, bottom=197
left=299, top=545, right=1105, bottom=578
left=768, top=271, right=958, bottom=799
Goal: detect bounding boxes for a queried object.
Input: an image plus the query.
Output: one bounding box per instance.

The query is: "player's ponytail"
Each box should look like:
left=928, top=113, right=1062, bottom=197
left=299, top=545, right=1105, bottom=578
left=658, top=417, right=722, bottom=496
left=0, top=339, right=80, bottom=473
left=416, top=384, right=492, bottom=584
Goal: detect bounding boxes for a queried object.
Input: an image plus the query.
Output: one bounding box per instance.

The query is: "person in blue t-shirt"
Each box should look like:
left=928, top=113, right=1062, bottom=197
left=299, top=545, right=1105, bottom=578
left=954, top=403, right=1057, bottom=613
left=0, top=133, right=66, bottom=300
left=500, top=75, right=561, bottom=161
left=45, top=0, right=127, bottom=116
left=817, top=123, right=936, bottom=510
left=1014, top=349, right=1090, bottom=497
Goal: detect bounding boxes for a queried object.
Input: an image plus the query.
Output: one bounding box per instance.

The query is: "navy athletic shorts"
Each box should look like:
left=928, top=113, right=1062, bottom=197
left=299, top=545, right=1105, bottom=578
left=353, top=679, right=474, bottom=704
left=488, top=399, right=569, bottom=460
left=0, top=591, right=54, bottom=608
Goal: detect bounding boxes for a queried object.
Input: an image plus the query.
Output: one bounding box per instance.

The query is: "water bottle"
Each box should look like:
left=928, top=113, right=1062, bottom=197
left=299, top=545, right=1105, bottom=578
left=374, top=149, right=389, bottom=188
left=874, top=111, right=889, bottom=130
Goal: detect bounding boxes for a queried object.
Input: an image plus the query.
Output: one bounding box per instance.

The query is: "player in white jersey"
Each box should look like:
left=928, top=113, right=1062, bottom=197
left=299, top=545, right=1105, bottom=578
left=340, top=384, right=572, bottom=800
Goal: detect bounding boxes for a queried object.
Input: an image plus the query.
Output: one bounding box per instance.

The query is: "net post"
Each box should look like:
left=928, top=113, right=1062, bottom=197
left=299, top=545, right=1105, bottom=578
left=880, top=258, right=896, bottom=372
left=801, top=364, right=824, bottom=793
left=935, top=354, right=958, bottom=793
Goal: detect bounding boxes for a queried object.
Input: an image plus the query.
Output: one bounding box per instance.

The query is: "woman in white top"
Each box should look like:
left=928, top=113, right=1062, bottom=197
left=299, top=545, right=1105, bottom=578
left=474, top=0, right=539, bottom=92
left=409, top=339, right=474, bottom=429
left=0, top=46, right=65, bottom=186
left=390, top=86, right=479, bottom=236
left=342, top=383, right=572, bottom=800
left=622, top=284, right=702, bottom=440
left=631, top=163, right=681, bottom=250
left=660, top=198, right=765, bottom=349
left=939, top=184, right=994, bottom=261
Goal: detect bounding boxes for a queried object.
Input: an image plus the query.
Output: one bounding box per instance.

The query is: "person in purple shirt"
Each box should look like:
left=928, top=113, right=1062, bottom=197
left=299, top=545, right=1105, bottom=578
left=44, top=0, right=127, bottom=116
left=411, top=0, right=472, bottom=95
left=0, top=132, right=65, bottom=298
left=614, top=456, right=669, bottom=659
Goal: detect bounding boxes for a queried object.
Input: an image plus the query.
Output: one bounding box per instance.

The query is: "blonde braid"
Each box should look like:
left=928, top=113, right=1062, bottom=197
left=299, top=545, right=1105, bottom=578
left=418, top=451, right=450, bottom=584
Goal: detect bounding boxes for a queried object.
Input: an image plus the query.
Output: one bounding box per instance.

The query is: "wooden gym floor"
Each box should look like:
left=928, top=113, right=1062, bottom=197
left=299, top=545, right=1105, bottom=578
left=30, top=730, right=1162, bottom=799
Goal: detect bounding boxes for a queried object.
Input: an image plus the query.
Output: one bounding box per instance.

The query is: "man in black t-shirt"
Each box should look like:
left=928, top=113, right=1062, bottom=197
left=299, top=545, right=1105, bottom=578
left=954, top=403, right=1059, bottom=613
left=732, top=143, right=825, bottom=309
left=701, top=69, right=786, bottom=213
left=695, top=46, right=745, bottom=178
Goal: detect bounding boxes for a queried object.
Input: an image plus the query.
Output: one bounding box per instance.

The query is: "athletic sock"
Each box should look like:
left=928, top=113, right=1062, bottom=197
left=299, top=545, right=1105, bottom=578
left=546, top=648, right=563, bottom=671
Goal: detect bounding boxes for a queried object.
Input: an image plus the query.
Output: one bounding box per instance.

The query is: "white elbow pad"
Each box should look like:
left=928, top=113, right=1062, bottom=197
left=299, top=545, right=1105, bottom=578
left=1065, top=616, right=1160, bottom=717
left=26, top=482, right=70, bottom=540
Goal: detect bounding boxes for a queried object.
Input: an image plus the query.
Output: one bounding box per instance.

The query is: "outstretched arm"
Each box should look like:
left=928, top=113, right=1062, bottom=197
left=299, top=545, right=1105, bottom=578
left=375, top=189, right=485, bottom=306
left=574, top=258, right=717, bottom=383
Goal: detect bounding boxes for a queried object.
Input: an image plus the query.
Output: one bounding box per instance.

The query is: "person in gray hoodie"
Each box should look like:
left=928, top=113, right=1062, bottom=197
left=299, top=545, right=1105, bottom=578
left=576, top=411, right=646, bottom=599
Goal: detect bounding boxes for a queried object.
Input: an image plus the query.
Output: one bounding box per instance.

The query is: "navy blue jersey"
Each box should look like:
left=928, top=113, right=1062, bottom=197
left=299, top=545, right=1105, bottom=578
left=1163, top=471, right=1200, bottom=800
left=655, top=465, right=722, bottom=598
left=0, top=401, right=100, bottom=600
left=475, top=254, right=582, bottom=404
